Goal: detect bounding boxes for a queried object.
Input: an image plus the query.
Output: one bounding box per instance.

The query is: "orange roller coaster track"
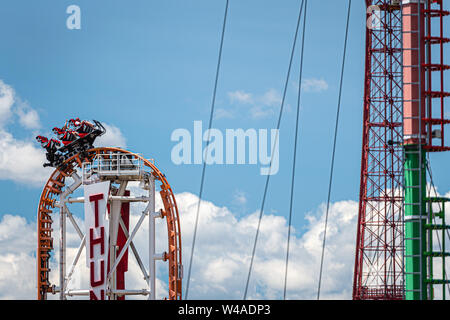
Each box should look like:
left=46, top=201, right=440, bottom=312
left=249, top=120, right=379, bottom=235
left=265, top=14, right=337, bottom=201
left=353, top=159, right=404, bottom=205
left=37, top=147, right=182, bottom=300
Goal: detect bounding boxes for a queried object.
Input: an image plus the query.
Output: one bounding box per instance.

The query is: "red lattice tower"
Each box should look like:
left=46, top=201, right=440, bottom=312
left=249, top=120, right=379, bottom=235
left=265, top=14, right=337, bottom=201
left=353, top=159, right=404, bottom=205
left=353, top=1, right=405, bottom=300
left=423, top=0, right=450, bottom=152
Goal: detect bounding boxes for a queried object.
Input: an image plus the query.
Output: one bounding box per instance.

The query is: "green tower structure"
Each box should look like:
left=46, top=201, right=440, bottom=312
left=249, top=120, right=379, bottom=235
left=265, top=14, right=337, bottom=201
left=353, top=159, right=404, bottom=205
left=402, top=0, right=449, bottom=300
left=404, top=147, right=427, bottom=299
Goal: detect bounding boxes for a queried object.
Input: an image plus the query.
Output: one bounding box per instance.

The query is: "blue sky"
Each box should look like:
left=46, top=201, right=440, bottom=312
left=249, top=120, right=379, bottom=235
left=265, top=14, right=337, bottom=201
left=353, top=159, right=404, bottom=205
left=0, top=0, right=370, bottom=222
left=0, top=0, right=449, bottom=299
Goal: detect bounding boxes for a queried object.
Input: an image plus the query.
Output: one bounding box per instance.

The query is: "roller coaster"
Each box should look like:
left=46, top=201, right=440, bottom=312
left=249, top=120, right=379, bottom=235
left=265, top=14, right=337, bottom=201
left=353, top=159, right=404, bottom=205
left=36, top=119, right=106, bottom=168
left=35, top=120, right=182, bottom=300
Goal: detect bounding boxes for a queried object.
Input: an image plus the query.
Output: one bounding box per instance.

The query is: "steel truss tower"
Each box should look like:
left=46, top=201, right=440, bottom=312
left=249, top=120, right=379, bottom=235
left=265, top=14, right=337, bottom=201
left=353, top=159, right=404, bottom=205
left=353, top=1, right=405, bottom=300
left=402, top=0, right=449, bottom=300
left=354, top=0, right=449, bottom=300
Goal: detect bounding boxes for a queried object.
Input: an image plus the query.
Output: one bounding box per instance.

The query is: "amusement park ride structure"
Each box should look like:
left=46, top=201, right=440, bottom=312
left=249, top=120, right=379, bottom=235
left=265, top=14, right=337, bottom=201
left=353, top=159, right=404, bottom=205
left=353, top=0, right=449, bottom=300
left=32, top=0, right=449, bottom=301
left=36, top=120, right=182, bottom=300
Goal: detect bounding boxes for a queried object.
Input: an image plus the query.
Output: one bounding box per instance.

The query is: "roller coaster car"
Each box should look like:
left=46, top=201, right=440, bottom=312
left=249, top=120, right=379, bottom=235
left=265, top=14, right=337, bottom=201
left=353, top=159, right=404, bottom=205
left=68, top=118, right=96, bottom=138
left=40, top=120, right=106, bottom=168
left=37, top=136, right=62, bottom=166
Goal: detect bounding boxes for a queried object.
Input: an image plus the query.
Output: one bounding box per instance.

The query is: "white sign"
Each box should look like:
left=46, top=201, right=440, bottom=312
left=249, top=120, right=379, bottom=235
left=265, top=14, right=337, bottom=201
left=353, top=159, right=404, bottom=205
left=84, top=181, right=110, bottom=300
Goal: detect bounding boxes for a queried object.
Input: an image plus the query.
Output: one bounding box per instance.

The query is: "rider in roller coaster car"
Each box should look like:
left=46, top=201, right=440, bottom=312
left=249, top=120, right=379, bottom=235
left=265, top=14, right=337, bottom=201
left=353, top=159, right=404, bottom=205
left=52, top=127, right=79, bottom=146
left=36, top=119, right=105, bottom=168
left=36, top=136, right=61, bottom=151
left=68, top=118, right=95, bottom=138
left=36, top=136, right=61, bottom=164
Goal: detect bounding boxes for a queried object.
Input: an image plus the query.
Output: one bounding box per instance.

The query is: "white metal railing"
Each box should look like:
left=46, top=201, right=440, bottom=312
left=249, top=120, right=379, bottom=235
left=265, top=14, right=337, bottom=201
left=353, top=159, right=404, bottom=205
left=83, top=153, right=144, bottom=183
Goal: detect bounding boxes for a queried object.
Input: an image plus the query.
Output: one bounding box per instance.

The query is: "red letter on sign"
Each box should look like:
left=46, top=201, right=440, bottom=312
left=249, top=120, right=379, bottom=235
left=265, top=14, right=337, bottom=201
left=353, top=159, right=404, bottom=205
left=89, top=193, right=104, bottom=228
left=89, top=227, right=105, bottom=259
left=90, top=260, right=105, bottom=287
left=90, top=290, right=105, bottom=300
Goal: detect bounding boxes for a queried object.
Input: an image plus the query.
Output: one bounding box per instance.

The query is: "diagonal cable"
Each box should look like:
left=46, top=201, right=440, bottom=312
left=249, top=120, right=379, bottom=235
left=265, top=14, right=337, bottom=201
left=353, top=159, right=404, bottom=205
left=243, top=0, right=305, bottom=300
left=316, top=0, right=352, bottom=300
left=284, top=0, right=308, bottom=301
left=184, top=0, right=230, bottom=300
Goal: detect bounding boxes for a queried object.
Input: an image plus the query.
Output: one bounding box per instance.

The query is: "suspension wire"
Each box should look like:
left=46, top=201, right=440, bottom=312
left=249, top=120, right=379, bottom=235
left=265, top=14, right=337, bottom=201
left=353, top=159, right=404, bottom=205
left=184, top=0, right=230, bottom=300
left=283, top=0, right=308, bottom=301
left=316, top=0, right=351, bottom=300
left=243, top=0, right=305, bottom=300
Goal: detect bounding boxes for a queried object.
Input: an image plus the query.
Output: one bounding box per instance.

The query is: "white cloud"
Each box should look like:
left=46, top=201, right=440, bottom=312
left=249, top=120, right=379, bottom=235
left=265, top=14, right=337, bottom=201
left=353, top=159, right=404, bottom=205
left=15, top=100, right=41, bottom=130
left=260, top=88, right=282, bottom=107
left=0, top=130, right=52, bottom=185
left=95, top=123, right=127, bottom=149
left=0, top=190, right=360, bottom=300
left=154, top=192, right=359, bottom=299
left=0, top=80, right=41, bottom=130
left=0, top=215, right=36, bottom=254
left=301, top=78, right=329, bottom=93
left=228, top=90, right=253, bottom=105
left=0, top=253, right=37, bottom=299
left=0, top=79, right=126, bottom=186
left=0, top=80, right=15, bottom=127
left=248, top=105, right=275, bottom=119
left=0, top=120, right=127, bottom=186
left=225, top=89, right=282, bottom=120
left=1, top=182, right=448, bottom=300
left=0, top=215, right=37, bottom=299
left=0, top=80, right=50, bottom=185
left=223, top=79, right=327, bottom=121
left=214, top=108, right=235, bottom=120
left=204, top=257, right=240, bottom=285
left=233, top=190, right=247, bottom=206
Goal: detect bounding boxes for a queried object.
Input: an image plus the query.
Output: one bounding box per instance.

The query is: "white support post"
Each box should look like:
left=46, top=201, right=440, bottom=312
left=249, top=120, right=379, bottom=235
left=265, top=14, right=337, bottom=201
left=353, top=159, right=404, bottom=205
left=63, top=172, right=82, bottom=198
left=64, top=205, right=84, bottom=240
left=119, top=217, right=150, bottom=282
left=149, top=176, right=156, bottom=300
left=109, top=181, right=128, bottom=300
left=110, top=182, right=128, bottom=247
left=64, top=236, right=86, bottom=292
left=60, top=196, right=66, bottom=300
left=58, top=171, right=82, bottom=300
left=107, top=211, right=147, bottom=282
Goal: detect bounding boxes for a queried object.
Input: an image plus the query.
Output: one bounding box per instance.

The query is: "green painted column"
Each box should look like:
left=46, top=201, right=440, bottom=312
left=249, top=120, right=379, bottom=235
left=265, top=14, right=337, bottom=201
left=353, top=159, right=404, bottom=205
left=404, top=145, right=427, bottom=300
